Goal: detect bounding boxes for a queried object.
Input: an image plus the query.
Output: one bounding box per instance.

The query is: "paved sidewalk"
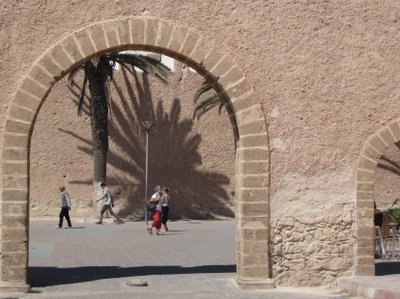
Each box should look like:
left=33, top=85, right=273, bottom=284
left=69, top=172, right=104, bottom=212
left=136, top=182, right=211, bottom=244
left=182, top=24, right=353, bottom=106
left=338, top=274, right=400, bottom=299
left=0, top=219, right=363, bottom=299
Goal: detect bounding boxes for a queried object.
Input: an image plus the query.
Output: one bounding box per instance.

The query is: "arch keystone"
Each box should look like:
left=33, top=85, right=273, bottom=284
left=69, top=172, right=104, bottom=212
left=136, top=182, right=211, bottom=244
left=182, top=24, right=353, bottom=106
left=128, top=17, right=145, bottom=45
left=168, top=25, right=189, bottom=53
left=155, top=21, right=173, bottom=49
left=144, top=18, right=159, bottom=46
left=86, top=24, right=108, bottom=52
left=102, top=19, right=130, bottom=48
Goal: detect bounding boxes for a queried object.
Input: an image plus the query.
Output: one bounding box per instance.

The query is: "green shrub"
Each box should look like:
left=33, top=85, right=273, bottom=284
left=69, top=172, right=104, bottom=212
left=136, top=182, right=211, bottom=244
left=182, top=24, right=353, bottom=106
left=386, top=208, right=400, bottom=223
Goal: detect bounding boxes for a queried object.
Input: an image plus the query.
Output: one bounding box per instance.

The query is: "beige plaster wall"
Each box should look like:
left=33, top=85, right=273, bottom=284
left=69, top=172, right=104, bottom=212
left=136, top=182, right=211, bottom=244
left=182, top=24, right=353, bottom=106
left=2, top=0, right=400, bottom=286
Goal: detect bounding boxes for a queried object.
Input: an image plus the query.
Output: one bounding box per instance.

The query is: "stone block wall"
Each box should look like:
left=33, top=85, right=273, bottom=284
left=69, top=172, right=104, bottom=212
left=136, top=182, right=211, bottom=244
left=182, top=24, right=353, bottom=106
left=271, top=212, right=354, bottom=286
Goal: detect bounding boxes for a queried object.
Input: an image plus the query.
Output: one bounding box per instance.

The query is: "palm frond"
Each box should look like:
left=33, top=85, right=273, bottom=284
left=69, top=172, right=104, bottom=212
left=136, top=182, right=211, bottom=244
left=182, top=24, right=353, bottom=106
left=139, top=55, right=170, bottom=83
left=103, top=59, right=115, bottom=80
left=119, top=62, right=137, bottom=77
left=68, top=65, right=84, bottom=86
left=108, top=53, right=171, bottom=83
left=105, top=76, right=112, bottom=122
left=67, top=64, right=87, bottom=116
left=73, top=52, right=172, bottom=121
left=193, top=81, right=213, bottom=104
left=77, top=74, right=87, bottom=116
left=218, top=102, right=225, bottom=114
left=193, top=95, right=223, bottom=120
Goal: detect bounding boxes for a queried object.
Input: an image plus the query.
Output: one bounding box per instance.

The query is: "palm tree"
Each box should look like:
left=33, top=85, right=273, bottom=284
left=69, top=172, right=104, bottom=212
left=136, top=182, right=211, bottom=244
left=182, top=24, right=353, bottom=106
left=69, top=52, right=171, bottom=187
left=192, top=81, right=224, bottom=120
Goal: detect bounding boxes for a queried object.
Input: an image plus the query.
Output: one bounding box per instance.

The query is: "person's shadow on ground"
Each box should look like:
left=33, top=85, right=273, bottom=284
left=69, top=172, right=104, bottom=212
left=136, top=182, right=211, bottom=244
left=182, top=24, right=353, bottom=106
left=28, top=264, right=236, bottom=287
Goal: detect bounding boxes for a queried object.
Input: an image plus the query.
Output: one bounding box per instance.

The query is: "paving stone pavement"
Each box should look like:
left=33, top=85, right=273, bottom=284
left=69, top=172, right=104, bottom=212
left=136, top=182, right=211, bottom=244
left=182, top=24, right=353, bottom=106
left=338, top=274, right=400, bottom=299
left=0, top=219, right=361, bottom=299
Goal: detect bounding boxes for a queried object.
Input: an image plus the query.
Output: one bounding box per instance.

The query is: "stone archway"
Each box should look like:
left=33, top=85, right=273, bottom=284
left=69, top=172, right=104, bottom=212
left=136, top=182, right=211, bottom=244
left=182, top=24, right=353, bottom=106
left=0, top=16, right=272, bottom=291
left=355, top=120, right=400, bottom=275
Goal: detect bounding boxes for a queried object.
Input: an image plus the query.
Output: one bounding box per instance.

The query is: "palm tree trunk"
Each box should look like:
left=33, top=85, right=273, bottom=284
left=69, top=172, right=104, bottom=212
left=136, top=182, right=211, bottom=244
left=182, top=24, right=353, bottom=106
left=84, top=60, right=109, bottom=185
left=84, top=60, right=108, bottom=217
left=84, top=60, right=109, bottom=219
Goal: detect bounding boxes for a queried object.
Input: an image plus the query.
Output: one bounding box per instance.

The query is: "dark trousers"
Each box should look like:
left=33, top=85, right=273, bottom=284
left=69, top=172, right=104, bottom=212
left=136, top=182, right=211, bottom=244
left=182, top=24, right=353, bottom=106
left=59, top=207, right=72, bottom=228
left=162, top=206, right=169, bottom=224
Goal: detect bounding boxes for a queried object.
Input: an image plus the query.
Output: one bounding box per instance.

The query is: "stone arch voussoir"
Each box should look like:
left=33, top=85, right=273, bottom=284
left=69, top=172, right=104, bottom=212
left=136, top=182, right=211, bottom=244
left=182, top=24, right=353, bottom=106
left=0, top=16, right=271, bottom=291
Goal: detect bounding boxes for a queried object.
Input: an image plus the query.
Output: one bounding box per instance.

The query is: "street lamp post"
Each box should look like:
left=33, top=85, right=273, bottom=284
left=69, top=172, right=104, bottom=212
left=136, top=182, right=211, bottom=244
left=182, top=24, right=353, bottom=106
left=141, top=120, right=154, bottom=225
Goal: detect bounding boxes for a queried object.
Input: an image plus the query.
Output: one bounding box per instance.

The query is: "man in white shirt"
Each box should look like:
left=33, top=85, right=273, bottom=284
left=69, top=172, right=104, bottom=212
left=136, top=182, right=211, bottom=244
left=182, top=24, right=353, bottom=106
left=95, top=182, right=123, bottom=224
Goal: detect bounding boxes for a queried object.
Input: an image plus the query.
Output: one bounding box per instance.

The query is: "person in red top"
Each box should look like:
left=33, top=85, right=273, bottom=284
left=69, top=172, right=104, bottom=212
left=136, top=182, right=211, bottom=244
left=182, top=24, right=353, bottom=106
left=147, top=185, right=162, bottom=235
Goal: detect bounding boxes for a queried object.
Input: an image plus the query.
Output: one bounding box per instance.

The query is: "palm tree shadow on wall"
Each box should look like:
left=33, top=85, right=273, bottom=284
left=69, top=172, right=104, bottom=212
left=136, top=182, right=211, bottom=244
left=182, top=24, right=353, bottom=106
left=376, top=141, right=400, bottom=174
left=377, top=155, right=400, bottom=176
left=62, top=68, right=234, bottom=220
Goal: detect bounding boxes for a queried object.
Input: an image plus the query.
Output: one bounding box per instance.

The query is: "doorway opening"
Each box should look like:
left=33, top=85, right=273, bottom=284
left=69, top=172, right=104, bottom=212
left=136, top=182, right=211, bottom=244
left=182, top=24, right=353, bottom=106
left=0, top=17, right=272, bottom=291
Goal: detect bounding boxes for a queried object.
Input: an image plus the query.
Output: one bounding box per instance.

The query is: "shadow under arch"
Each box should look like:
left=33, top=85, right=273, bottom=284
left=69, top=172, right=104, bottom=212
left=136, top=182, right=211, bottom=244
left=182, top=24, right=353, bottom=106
left=28, top=265, right=236, bottom=287
left=355, top=120, right=400, bottom=276
left=0, top=16, right=272, bottom=291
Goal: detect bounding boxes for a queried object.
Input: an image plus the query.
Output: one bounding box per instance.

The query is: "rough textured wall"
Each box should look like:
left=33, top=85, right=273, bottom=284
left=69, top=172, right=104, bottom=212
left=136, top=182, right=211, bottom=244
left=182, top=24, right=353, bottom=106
left=30, top=62, right=236, bottom=220
left=2, top=0, right=400, bottom=286
left=271, top=212, right=354, bottom=286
